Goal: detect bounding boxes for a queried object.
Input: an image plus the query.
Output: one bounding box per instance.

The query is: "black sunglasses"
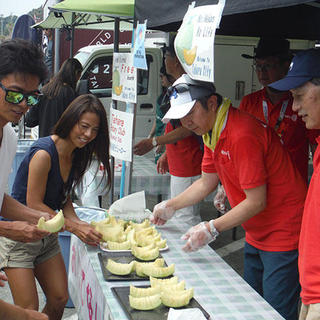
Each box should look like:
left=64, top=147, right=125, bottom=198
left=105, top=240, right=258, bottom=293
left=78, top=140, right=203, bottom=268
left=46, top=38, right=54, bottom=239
left=0, top=82, right=42, bottom=106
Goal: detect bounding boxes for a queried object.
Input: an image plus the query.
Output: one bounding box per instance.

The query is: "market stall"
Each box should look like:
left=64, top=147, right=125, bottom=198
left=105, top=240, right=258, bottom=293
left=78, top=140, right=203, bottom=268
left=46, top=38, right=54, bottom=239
left=68, top=207, right=284, bottom=320
left=135, top=0, right=320, bottom=40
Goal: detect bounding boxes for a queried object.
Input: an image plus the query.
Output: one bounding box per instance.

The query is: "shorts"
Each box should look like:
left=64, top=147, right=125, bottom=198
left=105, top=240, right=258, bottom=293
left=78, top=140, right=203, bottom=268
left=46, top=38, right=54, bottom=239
left=299, top=303, right=320, bottom=320
left=0, top=233, right=61, bottom=269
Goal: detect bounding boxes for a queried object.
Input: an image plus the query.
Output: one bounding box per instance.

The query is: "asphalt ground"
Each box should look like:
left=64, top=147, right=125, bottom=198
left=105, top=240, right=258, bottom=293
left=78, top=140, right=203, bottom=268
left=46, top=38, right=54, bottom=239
left=0, top=195, right=245, bottom=319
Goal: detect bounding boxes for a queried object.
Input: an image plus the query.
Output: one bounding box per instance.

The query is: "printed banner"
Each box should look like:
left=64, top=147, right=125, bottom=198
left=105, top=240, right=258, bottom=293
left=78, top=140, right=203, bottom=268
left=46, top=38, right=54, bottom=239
left=175, top=1, right=225, bottom=82
left=133, top=21, right=148, bottom=70
left=112, top=52, right=137, bottom=103
left=68, top=235, right=107, bottom=320
left=109, top=108, right=134, bottom=162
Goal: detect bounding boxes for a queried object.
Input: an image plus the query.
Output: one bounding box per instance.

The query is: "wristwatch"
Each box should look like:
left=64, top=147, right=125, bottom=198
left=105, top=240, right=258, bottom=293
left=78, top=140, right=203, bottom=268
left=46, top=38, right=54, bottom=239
left=152, top=136, right=158, bottom=148
left=208, top=220, right=220, bottom=240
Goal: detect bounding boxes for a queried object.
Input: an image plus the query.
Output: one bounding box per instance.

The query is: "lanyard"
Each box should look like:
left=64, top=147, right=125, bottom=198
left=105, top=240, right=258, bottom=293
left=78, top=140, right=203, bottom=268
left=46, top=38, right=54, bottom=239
left=262, top=99, right=289, bottom=132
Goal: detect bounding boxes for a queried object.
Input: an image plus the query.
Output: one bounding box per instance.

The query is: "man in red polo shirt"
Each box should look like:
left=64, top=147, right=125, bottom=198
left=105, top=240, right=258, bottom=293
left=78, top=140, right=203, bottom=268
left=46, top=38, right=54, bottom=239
left=151, top=74, right=307, bottom=320
left=214, top=37, right=318, bottom=214
left=240, top=37, right=318, bottom=182
left=269, top=48, right=320, bottom=320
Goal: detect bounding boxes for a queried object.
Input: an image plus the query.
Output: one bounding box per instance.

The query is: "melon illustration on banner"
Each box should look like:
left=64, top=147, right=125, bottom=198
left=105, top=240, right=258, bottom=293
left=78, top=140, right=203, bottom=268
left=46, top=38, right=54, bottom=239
left=112, top=69, right=123, bottom=96
left=175, top=16, right=197, bottom=66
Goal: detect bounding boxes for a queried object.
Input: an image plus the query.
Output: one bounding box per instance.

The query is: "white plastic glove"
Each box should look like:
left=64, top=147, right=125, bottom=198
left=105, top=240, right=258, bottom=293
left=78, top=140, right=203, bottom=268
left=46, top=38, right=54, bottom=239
left=214, top=184, right=227, bottom=214
left=150, top=200, right=175, bottom=225
left=181, top=220, right=219, bottom=252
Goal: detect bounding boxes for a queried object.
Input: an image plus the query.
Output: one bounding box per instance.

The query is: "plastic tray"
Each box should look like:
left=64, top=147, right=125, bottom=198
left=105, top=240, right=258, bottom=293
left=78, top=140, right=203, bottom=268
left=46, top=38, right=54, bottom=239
left=99, top=242, right=169, bottom=253
left=98, top=251, right=167, bottom=281
left=111, top=285, right=210, bottom=320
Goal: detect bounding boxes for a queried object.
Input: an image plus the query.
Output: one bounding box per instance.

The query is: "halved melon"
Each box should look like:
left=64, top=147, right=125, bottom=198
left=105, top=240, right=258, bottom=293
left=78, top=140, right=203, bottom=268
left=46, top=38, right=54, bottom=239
left=150, top=276, right=178, bottom=288
left=155, top=239, right=167, bottom=249
left=106, top=259, right=135, bottom=275
left=129, top=294, right=161, bottom=310
left=131, top=245, right=159, bottom=261
left=107, top=240, right=131, bottom=251
left=130, top=285, right=161, bottom=297
left=135, top=258, right=165, bottom=277
left=161, top=288, right=194, bottom=307
left=143, top=264, right=175, bottom=278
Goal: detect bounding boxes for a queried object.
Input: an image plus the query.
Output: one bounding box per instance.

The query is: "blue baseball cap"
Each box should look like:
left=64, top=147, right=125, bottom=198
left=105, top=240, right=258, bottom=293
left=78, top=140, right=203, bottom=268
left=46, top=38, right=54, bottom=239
left=269, top=48, right=320, bottom=91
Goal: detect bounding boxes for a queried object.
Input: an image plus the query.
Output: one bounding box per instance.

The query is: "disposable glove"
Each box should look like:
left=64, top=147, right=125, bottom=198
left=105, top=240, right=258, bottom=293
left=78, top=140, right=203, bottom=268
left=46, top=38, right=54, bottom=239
left=214, top=184, right=227, bottom=214
left=181, top=220, right=219, bottom=252
left=150, top=200, right=175, bottom=225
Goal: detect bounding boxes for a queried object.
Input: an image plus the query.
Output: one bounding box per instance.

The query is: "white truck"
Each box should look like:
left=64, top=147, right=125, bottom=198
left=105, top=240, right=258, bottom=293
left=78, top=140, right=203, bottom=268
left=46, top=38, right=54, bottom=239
left=74, top=35, right=315, bottom=141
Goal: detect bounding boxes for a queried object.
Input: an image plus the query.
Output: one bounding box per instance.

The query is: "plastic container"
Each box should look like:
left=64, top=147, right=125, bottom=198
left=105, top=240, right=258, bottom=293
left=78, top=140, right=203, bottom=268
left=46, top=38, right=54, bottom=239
left=58, top=231, right=74, bottom=308
left=8, top=139, right=35, bottom=194
left=74, top=206, right=107, bottom=223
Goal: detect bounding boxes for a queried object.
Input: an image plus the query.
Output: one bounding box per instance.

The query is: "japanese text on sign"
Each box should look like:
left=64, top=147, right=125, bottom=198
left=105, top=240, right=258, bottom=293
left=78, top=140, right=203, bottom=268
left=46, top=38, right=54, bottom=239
left=174, top=1, right=225, bottom=82
left=110, top=108, right=134, bottom=162
left=112, top=52, right=137, bottom=103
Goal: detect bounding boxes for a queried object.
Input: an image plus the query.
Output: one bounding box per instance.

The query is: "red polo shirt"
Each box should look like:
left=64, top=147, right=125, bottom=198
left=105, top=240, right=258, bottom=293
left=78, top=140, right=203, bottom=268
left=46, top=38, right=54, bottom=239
left=239, top=88, right=320, bottom=182
left=165, top=122, right=203, bottom=177
left=202, top=108, right=307, bottom=251
left=299, top=137, right=320, bottom=305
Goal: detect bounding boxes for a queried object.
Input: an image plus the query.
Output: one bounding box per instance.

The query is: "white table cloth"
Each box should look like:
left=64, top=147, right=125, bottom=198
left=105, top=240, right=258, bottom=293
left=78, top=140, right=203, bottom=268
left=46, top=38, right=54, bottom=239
left=68, top=207, right=284, bottom=320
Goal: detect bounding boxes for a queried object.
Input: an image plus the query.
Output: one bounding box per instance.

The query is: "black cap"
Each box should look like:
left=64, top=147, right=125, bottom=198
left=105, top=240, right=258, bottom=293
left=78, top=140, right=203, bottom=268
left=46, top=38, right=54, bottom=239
left=242, top=37, right=290, bottom=59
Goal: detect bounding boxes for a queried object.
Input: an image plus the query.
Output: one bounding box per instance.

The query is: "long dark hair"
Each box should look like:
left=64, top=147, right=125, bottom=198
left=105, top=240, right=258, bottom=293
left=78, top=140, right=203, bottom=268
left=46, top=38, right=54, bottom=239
left=43, top=58, right=83, bottom=98
left=52, top=94, right=111, bottom=193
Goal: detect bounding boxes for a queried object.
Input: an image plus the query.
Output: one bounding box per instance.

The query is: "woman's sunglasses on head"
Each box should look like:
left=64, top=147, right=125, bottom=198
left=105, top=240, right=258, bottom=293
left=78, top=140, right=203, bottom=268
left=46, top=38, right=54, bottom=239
left=0, top=82, right=41, bottom=106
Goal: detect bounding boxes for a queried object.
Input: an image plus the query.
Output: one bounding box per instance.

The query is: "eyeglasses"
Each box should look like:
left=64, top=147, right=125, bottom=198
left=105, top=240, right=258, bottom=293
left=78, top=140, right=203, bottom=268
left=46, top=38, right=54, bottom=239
left=0, top=82, right=41, bottom=106
left=253, top=62, right=279, bottom=72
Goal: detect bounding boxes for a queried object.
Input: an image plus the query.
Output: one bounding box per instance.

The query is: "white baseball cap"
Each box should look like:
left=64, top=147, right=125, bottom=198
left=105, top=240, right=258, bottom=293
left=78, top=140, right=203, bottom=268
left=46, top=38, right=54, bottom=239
left=162, top=74, right=216, bottom=123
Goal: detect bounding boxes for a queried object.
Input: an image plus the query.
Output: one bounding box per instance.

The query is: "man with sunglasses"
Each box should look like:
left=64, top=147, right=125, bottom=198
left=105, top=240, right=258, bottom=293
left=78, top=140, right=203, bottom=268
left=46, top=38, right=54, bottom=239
left=151, top=73, right=307, bottom=320
left=0, top=39, right=50, bottom=319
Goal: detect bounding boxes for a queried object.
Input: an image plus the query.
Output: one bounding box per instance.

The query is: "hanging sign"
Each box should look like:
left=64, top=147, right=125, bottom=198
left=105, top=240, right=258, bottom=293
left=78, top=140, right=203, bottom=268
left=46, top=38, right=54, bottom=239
left=109, top=108, right=134, bottom=162
left=175, top=1, right=225, bottom=82
left=133, top=20, right=148, bottom=70
left=112, top=52, right=137, bottom=103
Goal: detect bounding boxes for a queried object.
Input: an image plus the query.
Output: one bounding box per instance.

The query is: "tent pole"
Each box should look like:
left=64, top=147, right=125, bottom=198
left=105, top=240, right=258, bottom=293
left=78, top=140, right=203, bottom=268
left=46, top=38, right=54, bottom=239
left=54, top=28, right=60, bottom=74
left=109, top=17, right=120, bottom=205
left=69, top=13, right=75, bottom=58
left=114, top=18, right=120, bottom=52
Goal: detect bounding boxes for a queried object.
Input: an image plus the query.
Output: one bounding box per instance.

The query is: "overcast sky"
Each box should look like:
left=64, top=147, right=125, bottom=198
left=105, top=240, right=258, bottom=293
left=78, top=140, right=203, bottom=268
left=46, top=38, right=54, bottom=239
left=0, top=0, right=45, bottom=17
